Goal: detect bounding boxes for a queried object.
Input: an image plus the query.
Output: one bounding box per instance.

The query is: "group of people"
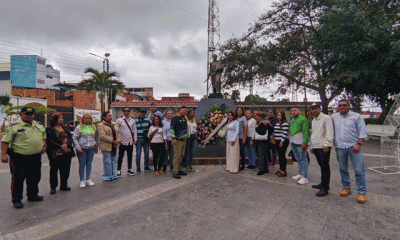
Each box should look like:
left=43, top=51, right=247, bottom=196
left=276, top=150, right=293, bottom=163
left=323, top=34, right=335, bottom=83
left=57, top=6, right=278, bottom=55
left=225, top=99, right=368, bottom=204
left=1, top=99, right=368, bottom=209
left=0, top=104, right=198, bottom=209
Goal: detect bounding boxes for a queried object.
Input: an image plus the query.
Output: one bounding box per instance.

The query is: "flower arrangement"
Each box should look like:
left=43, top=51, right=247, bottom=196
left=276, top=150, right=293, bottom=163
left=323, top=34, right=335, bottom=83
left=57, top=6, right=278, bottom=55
left=197, top=104, right=229, bottom=145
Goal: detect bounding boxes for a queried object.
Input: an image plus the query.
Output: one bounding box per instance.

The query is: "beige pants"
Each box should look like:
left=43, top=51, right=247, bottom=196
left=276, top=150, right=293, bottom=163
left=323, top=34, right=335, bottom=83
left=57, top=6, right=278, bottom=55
left=173, top=140, right=186, bottom=175
left=226, top=140, right=240, bottom=173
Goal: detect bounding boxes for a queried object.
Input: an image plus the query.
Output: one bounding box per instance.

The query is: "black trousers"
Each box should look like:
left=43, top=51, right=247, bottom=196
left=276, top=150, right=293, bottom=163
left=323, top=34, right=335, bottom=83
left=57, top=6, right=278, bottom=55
left=49, top=154, right=72, bottom=189
left=239, top=138, right=246, bottom=167
left=151, top=143, right=165, bottom=171
left=276, top=139, right=289, bottom=171
left=256, top=141, right=269, bottom=172
left=9, top=152, right=42, bottom=203
left=313, top=148, right=331, bottom=190
left=117, top=144, right=134, bottom=170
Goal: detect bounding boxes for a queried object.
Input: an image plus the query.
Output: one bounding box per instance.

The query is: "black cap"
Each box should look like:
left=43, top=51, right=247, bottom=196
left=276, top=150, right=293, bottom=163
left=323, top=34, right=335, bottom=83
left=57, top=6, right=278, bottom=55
left=139, top=108, right=147, bottom=113
left=311, top=103, right=321, bottom=109
left=21, top=107, right=35, bottom=114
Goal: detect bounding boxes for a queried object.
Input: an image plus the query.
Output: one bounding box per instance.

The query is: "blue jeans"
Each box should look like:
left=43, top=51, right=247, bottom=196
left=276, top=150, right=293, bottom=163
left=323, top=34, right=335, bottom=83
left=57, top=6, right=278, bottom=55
left=102, top=150, right=118, bottom=181
left=78, top=148, right=95, bottom=181
left=184, top=134, right=197, bottom=167
left=291, top=144, right=308, bottom=178
left=164, top=140, right=174, bottom=167
left=245, top=137, right=257, bottom=166
left=136, top=137, right=149, bottom=170
left=336, top=148, right=366, bottom=194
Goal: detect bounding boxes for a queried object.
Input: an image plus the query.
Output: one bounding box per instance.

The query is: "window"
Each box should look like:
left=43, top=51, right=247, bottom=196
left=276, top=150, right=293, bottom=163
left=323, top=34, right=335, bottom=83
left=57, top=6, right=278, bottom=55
left=37, top=79, right=45, bottom=84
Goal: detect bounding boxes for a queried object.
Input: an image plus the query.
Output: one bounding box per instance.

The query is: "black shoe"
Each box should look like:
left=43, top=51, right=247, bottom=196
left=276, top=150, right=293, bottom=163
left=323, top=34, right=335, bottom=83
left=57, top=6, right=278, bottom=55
left=248, top=165, right=256, bottom=169
left=60, top=186, right=71, bottom=191
left=162, top=166, right=167, bottom=172
left=137, top=169, right=141, bottom=174
left=257, top=171, right=265, bottom=175
left=316, top=189, right=329, bottom=197
left=170, top=166, right=173, bottom=171
left=178, top=171, right=187, bottom=176
left=173, top=174, right=181, bottom=179
left=144, top=167, right=151, bottom=173
left=239, top=166, right=245, bottom=171
left=127, top=169, right=135, bottom=176
left=312, top=184, right=323, bottom=189
left=28, top=195, right=44, bottom=202
left=13, top=201, right=24, bottom=209
left=50, top=189, right=57, bottom=195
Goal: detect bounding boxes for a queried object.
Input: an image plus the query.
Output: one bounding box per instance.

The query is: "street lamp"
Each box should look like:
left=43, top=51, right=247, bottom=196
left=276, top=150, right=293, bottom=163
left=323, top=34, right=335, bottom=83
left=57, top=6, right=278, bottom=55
left=89, top=52, right=110, bottom=72
left=89, top=52, right=111, bottom=113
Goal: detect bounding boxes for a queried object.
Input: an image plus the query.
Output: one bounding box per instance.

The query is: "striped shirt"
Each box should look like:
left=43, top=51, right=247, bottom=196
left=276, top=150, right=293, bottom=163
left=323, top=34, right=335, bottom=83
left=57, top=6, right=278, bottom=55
left=274, top=122, right=289, bottom=141
left=135, top=117, right=151, bottom=138
left=116, top=116, right=137, bottom=145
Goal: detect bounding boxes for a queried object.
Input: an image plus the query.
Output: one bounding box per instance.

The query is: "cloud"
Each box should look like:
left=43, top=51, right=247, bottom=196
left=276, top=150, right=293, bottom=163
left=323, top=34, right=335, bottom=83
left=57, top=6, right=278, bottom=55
left=0, top=0, right=275, bottom=100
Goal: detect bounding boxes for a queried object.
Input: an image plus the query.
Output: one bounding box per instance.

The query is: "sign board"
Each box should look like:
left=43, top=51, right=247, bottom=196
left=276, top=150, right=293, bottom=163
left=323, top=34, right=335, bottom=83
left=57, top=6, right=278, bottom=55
left=73, top=108, right=101, bottom=122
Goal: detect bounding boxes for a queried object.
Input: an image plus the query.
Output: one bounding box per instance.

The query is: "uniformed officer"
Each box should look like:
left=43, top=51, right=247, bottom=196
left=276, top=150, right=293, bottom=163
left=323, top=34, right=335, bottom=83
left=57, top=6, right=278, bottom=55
left=1, top=107, right=47, bottom=209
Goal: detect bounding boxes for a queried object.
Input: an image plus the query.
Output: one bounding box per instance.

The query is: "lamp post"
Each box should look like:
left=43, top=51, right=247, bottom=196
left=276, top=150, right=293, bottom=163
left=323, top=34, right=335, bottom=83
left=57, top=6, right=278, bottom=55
left=89, top=52, right=111, bottom=113
left=89, top=53, right=110, bottom=72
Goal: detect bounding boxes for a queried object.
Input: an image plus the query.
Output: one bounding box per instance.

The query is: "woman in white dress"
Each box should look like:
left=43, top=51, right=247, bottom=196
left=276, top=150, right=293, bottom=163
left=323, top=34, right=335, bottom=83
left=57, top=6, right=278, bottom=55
left=225, top=111, right=240, bottom=173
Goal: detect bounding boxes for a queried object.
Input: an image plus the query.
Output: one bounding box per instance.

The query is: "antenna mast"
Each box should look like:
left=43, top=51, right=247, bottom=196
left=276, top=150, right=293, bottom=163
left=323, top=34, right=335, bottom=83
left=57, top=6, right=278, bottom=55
left=207, top=0, right=221, bottom=95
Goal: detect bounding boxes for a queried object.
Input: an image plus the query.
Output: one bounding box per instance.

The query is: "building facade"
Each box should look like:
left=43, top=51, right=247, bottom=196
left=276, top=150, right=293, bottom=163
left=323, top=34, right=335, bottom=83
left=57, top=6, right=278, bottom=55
left=9, top=55, right=60, bottom=89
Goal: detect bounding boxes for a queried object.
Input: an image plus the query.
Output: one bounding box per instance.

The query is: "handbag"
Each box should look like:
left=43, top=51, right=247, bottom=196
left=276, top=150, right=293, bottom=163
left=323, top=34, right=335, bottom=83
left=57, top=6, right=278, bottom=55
left=255, top=130, right=269, bottom=141
left=218, top=125, right=228, bottom=138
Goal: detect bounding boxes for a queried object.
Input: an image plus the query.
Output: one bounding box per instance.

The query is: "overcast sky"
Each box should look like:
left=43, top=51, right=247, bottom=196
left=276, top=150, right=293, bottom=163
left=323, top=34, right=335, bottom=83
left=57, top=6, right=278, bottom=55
left=0, top=0, right=282, bottom=100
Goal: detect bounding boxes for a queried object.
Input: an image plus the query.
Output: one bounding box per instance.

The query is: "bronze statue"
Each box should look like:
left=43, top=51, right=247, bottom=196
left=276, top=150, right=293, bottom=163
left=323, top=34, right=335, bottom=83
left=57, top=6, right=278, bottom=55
left=208, top=54, right=223, bottom=94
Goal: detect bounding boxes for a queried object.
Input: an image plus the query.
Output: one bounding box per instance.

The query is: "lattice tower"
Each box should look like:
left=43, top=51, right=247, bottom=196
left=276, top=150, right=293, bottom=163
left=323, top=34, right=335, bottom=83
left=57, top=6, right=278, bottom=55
left=207, top=0, right=221, bottom=95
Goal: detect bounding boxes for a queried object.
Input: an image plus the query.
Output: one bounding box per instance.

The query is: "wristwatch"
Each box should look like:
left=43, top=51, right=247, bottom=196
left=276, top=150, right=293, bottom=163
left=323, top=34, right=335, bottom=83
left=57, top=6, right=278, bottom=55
left=357, top=142, right=362, bottom=146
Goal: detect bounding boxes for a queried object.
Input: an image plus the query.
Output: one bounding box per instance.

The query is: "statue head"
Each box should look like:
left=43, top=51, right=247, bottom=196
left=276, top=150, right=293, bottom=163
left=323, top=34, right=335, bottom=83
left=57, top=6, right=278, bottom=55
left=212, top=54, right=218, bottom=60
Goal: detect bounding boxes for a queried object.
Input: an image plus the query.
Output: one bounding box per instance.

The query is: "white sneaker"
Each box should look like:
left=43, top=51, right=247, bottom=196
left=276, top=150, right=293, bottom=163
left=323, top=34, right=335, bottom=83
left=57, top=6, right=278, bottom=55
left=292, top=174, right=302, bottom=181
left=297, top=177, right=309, bottom=185
left=87, top=180, right=95, bottom=186
left=79, top=181, right=86, bottom=188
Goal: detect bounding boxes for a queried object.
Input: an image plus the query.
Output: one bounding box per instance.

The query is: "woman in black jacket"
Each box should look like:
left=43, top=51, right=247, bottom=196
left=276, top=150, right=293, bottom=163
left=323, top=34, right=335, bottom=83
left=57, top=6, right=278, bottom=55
left=46, top=112, right=75, bottom=194
left=251, top=112, right=274, bottom=176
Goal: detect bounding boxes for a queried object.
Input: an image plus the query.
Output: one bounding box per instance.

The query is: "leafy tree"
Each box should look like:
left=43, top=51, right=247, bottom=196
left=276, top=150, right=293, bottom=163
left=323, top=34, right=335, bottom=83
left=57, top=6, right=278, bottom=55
left=244, top=94, right=267, bottom=102
left=77, top=68, right=125, bottom=113
left=221, top=0, right=400, bottom=115
left=231, top=90, right=241, bottom=102
left=6, top=104, right=56, bottom=116
left=317, top=0, right=400, bottom=119
left=221, top=0, right=343, bottom=113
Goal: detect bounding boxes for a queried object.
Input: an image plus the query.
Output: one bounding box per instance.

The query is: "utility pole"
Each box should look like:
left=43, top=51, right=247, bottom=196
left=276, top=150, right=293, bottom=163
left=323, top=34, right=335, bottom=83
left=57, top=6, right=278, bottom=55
left=207, top=0, right=221, bottom=96
left=89, top=52, right=111, bottom=112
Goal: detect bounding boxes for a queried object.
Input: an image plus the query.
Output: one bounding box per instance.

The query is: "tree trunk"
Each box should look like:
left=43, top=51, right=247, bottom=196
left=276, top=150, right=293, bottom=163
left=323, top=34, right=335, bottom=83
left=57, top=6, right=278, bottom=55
left=319, top=90, right=329, bottom=114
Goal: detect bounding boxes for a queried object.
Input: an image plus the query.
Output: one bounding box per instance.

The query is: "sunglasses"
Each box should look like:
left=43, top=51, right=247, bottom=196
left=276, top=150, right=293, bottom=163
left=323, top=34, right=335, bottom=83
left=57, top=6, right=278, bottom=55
left=338, top=104, right=347, bottom=107
left=123, top=110, right=130, bottom=112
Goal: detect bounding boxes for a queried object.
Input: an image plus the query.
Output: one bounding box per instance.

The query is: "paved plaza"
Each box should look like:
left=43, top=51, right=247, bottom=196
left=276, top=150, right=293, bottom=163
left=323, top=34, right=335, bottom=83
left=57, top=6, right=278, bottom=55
left=0, top=139, right=400, bottom=240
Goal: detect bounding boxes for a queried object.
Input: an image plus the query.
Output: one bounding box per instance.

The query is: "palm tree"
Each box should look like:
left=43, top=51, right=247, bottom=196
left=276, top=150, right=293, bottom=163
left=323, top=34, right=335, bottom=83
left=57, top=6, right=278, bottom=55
left=77, top=67, right=125, bottom=113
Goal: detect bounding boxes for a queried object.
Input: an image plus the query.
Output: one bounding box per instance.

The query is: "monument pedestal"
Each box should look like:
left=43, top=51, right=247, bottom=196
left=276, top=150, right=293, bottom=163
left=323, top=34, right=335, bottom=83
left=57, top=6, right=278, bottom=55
left=195, top=97, right=236, bottom=120
left=194, top=97, right=236, bottom=159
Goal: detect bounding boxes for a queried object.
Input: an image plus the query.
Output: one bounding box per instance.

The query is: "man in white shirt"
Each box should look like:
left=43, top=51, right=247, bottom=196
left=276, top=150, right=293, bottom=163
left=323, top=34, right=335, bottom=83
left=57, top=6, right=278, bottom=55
left=309, top=104, right=334, bottom=197
left=116, top=107, right=137, bottom=177
left=245, top=109, right=257, bottom=169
